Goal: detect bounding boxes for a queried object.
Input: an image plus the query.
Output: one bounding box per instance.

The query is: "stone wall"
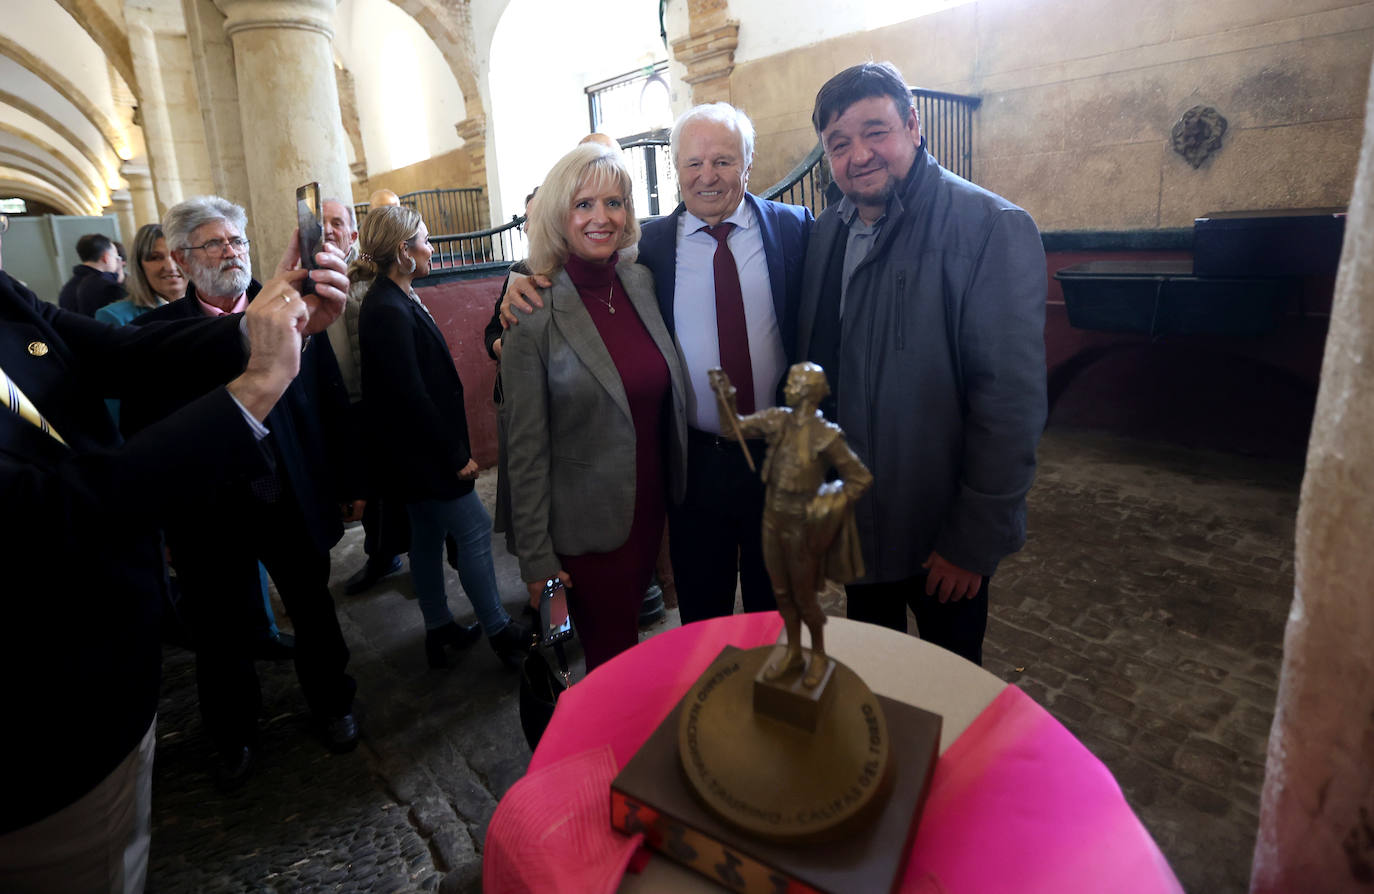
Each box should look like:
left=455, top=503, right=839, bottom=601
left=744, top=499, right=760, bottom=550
left=730, top=0, right=1374, bottom=231
left=353, top=146, right=483, bottom=219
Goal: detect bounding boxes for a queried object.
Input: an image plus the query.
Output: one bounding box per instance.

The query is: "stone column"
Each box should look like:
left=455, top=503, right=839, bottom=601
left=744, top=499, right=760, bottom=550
left=213, top=0, right=351, bottom=275
left=184, top=0, right=251, bottom=207
left=1251, top=55, right=1374, bottom=893
left=455, top=114, right=491, bottom=229
left=122, top=163, right=159, bottom=227
left=127, top=22, right=185, bottom=211
left=110, top=190, right=137, bottom=242
left=669, top=0, right=739, bottom=106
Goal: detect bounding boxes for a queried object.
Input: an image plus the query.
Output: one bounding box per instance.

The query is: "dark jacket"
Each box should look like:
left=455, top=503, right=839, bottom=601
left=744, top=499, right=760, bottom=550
left=75, top=270, right=125, bottom=317
left=796, top=144, right=1048, bottom=580
left=123, top=281, right=355, bottom=553
left=57, top=264, right=100, bottom=313
left=0, top=270, right=256, bottom=832
left=359, top=274, right=474, bottom=503
left=485, top=259, right=531, bottom=404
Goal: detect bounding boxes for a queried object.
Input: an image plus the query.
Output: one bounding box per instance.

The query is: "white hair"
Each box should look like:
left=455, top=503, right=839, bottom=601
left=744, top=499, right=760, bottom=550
left=669, top=102, right=756, bottom=170
left=323, top=197, right=357, bottom=229
left=162, top=195, right=247, bottom=251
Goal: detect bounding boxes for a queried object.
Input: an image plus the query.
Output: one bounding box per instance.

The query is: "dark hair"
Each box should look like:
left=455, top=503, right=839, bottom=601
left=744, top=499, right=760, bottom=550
left=811, top=61, right=915, bottom=134
left=524, top=187, right=538, bottom=206
left=75, top=232, right=114, bottom=262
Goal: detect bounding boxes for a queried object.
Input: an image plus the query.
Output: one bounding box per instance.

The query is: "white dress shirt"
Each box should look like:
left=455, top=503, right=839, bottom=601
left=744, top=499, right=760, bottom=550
left=673, top=198, right=786, bottom=434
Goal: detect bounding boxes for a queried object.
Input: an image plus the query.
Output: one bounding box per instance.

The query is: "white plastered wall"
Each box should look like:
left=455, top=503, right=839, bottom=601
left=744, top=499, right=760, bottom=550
left=334, top=0, right=468, bottom=178
left=730, top=0, right=974, bottom=65
left=486, top=0, right=667, bottom=222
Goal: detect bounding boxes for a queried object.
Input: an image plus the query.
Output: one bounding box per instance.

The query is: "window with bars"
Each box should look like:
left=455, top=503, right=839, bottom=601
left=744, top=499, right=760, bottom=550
left=586, top=62, right=676, bottom=216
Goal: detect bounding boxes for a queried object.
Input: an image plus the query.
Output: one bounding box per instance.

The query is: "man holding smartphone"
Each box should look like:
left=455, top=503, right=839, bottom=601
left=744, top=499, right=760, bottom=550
left=0, top=211, right=350, bottom=892
left=122, top=194, right=362, bottom=791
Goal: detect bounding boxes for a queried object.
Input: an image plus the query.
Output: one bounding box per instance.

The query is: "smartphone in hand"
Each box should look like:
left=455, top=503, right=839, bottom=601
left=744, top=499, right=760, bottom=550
left=296, top=181, right=322, bottom=295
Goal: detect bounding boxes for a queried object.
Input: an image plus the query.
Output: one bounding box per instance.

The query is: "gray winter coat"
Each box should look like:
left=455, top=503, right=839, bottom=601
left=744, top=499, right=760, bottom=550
left=796, top=145, right=1047, bottom=581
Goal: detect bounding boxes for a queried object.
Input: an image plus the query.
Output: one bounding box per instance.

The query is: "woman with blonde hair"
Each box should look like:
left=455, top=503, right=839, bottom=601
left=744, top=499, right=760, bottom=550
left=94, top=223, right=185, bottom=326
left=352, top=204, right=528, bottom=669
left=503, top=143, right=687, bottom=671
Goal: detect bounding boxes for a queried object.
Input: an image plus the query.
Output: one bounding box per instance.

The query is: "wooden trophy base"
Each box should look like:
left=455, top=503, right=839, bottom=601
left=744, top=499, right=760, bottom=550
left=676, top=645, right=892, bottom=844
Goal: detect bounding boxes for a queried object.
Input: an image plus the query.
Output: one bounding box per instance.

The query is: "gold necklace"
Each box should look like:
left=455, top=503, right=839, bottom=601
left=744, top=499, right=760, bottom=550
left=596, top=282, right=615, bottom=314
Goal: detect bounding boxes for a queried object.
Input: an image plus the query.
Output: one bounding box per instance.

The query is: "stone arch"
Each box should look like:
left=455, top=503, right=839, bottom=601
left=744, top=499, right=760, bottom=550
left=385, top=0, right=479, bottom=107
left=0, top=121, right=106, bottom=203
left=48, top=0, right=137, bottom=101
left=0, top=90, right=111, bottom=181
left=0, top=35, right=130, bottom=159
left=0, top=146, right=101, bottom=210
left=0, top=171, right=87, bottom=216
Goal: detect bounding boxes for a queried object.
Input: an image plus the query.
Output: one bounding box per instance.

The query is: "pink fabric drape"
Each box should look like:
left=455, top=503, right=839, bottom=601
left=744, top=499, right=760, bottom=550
left=904, top=685, right=1182, bottom=893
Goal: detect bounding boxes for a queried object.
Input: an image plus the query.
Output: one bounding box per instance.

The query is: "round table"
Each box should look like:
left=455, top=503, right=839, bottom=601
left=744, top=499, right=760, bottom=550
left=487, top=613, right=1182, bottom=894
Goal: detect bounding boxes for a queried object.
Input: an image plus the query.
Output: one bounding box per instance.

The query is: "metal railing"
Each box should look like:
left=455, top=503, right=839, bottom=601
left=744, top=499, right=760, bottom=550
left=911, top=87, right=981, bottom=181
left=761, top=143, right=831, bottom=214
left=354, top=187, right=486, bottom=234
left=427, top=215, right=528, bottom=273
left=620, top=130, right=676, bottom=217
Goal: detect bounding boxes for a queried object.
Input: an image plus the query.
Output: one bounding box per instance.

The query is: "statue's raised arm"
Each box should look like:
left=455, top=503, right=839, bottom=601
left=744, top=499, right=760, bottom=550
left=708, top=367, right=758, bottom=473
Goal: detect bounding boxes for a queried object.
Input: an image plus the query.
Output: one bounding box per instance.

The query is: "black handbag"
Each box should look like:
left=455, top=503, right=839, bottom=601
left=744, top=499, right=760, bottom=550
left=519, top=640, right=570, bottom=750
left=518, top=578, right=576, bottom=750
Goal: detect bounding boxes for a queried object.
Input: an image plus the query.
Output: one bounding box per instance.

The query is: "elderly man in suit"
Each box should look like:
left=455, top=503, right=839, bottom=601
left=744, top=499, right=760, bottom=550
left=0, top=213, right=348, bottom=893
left=122, top=195, right=361, bottom=791
left=504, top=103, right=813, bottom=626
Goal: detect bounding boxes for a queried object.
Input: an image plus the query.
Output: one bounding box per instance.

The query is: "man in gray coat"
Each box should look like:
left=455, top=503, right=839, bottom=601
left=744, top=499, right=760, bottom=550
left=797, top=61, right=1047, bottom=664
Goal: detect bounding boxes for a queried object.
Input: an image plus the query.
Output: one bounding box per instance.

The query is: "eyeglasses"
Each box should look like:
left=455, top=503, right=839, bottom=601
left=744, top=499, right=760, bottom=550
left=186, top=237, right=250, bottom=255
left=0, top=215, right=8, bottom=234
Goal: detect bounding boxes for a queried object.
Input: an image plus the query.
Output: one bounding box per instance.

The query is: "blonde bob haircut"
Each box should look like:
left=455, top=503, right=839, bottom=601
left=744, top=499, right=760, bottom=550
left=527, top=143, right=639, bottom=276
left=348, top=203, right=423, bottom=285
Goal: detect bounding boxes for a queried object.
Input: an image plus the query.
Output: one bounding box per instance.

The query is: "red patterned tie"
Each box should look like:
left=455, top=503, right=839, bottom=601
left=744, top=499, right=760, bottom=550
left=705, top=223, right=754, bottom=414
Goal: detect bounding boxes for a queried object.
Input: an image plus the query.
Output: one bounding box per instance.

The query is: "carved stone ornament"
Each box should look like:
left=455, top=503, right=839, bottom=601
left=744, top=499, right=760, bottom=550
left=1172, top=105, right=1228, bottom=168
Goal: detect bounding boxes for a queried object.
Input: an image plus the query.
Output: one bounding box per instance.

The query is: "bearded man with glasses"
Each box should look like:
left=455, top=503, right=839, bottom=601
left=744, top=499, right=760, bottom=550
left=121, top=195, right=362, bottom=791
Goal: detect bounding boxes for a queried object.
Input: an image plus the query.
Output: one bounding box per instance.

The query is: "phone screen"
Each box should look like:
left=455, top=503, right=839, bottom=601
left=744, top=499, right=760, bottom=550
left=296, top=182, right=322, bottom=294
left=541, top=578, right=574, bottom=645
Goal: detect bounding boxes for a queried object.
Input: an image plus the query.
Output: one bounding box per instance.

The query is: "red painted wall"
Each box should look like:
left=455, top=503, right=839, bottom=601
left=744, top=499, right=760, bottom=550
left=416, top=274, right=503, bottom=468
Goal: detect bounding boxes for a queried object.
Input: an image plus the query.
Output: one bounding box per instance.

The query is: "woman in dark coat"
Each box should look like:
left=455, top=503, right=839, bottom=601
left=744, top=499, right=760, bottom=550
left=351, top=205, right=527, bottom=669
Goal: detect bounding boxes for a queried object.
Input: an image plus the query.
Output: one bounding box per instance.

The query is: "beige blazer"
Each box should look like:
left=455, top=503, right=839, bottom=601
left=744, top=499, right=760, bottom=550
left=502, top=258, right=688, bottom=583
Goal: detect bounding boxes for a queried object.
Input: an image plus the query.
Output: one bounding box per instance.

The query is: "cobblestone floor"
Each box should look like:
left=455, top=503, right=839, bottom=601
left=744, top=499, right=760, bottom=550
left=146, top=425, right=1298, bottom=893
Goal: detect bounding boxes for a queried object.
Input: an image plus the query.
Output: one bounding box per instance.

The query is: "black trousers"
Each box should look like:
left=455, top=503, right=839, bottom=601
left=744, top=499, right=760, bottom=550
left=667, top=430, right=775, bottom=624
left=845, top=573, right=990, bottom=666
left=170, top=497, right=355, bottom=752
left=361, top=495, right=408, bottom=566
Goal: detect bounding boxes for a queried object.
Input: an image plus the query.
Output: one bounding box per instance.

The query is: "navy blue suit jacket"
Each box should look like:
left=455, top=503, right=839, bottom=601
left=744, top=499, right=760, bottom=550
left=636, top=193, right=813, bottom=362
left=0, top=271, right=257, bottom=832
